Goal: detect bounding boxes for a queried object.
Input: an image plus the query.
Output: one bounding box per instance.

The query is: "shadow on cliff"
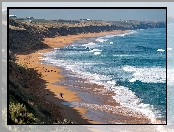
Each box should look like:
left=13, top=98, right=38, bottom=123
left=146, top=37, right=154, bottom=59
left=9, top=51, right=97, bottom=125
left=8, top=21, right=98, bottom=125
left=9, top=28, right=51, bottom=55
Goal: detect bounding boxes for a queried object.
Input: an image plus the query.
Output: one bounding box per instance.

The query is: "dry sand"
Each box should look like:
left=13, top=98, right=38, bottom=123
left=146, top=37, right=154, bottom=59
left=15, top=30, right=130, bottom=124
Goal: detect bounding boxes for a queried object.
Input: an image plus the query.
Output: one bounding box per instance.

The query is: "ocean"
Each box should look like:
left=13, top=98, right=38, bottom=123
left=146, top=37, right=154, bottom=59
left=42, top=28, right=167, bottom=124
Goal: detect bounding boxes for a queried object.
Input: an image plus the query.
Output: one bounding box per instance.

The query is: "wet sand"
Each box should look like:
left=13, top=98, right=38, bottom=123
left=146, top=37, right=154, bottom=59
left=58, top=69, right=153, bottom=124
left=15, top=30, right=157, bottom=124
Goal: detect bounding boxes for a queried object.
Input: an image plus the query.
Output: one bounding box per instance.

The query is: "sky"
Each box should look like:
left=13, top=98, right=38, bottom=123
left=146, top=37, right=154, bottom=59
left=8, top=8, right=166, bottom=21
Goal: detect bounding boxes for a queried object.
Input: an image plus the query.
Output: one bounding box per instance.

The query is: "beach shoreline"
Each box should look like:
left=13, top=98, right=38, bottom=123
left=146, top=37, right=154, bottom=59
left=15, top=29, right=159, bottom=124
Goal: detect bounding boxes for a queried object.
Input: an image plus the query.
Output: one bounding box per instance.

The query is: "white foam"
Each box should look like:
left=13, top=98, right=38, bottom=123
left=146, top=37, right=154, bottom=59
left=94, top=30, right=137, bottom=45
left=61, top=64, right=159, bottom=123
left=104, top=34, right=125, bottom=38
left=129, top=78, right=137, bottom=82
left=123, top=66, right=166, bottom=83
left=86, top=42, right=96, bottom=45
left=104, top=31, right=137, bottom=38
left=95, top=37, right=108, bottom=43
left=110, top=42, right=113, bottom=44
left=89, top=49, right=102, bottom=52
left=41, top=51, right=161, bottom=124
left=104, top=35, right=116, bottom=38
left=157, top=49, right=165, bottom=52
left=68, top=102, right=152, bottom=119
left=111, top=85, right=158, bottom=124
left=107, top=80, right=116, bottom=85
left=113, top=54, right=135, bottom=57
left=62, top=101, right=159, bottom=124
left=54, top=48, right=60, bottom=50
left=123, top=66, right=136, bottom=72
left=83, top=42, right=99, bottom=49
left=94, top=52, right=101, bottom=55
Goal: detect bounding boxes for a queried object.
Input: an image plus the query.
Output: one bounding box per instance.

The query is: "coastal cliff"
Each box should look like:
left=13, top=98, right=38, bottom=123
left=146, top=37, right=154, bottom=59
left=9, top=19, right=166, bottom=54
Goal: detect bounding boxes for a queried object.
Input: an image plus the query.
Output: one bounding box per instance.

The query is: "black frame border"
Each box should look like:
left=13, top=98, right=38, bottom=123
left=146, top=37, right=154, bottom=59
left=7, top=6, right=167, bottom=125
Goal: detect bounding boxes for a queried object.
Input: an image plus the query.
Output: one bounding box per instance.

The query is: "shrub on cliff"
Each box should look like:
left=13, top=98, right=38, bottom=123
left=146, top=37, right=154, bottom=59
left=53, top=119, right=73, bottom=124
left=9, top=102, right=37, bottom=124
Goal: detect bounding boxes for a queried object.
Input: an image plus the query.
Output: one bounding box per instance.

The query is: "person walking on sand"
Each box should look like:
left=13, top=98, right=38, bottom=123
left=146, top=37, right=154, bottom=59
left=59, top=93, right=64, bottom=98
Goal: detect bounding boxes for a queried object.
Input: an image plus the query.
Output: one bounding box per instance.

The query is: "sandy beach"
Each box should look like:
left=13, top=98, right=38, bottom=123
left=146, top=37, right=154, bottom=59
left=15, top=30, right=153, bottom=124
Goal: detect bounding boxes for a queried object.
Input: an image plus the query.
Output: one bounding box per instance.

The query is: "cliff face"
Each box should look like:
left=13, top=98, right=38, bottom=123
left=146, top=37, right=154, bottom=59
left=9, top=23, right=50, bottom=54
left=8, top=20, right=72, bottom=124
left=49, top=22, right=166, bottom=36
left=9, top=19, right=166, bottom=38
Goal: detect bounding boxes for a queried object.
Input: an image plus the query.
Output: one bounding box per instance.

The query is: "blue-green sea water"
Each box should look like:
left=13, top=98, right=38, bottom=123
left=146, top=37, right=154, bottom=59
left=43, top=28, right=167, bottom=123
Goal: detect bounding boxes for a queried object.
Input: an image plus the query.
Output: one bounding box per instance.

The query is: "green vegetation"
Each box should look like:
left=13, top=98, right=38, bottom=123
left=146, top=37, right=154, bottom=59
left=53, top=119, right=73, bottom=124
left=9, top=58, right=74, bottom=124
left=9, top=102, right=37, bottom=124
left=9, top=60, right=40, bottom=124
